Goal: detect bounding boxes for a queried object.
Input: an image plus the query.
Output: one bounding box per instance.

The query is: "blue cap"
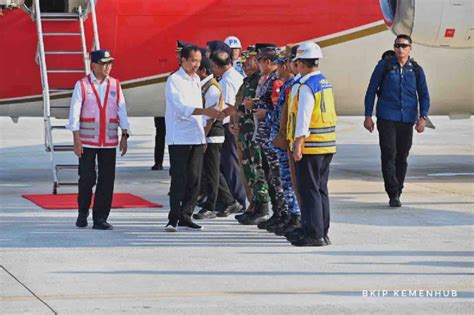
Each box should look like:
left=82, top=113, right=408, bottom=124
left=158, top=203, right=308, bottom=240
left=90, top=49, right=114, bottom=63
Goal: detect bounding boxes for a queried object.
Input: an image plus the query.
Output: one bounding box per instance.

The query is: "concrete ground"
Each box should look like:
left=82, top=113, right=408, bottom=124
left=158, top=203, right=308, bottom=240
left=0, top=116, right=473, bottom=314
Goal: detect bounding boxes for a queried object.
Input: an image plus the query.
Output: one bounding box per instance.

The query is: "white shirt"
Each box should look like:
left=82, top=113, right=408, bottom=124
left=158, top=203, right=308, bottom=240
left=165, top=67, right=206, bottom=145
left=201, top=75, right=225, bottom=144
left=68, top=72, right=129, bottom=148
left=218, top=66, right=243, bottom=124
left=295, top=71, right=321, bottom=138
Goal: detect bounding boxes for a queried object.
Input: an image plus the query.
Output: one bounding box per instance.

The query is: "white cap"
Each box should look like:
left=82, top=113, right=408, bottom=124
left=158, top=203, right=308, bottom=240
left=293, top=41, right=323, bottom=60
left=224, top=36, right=242, bottom=49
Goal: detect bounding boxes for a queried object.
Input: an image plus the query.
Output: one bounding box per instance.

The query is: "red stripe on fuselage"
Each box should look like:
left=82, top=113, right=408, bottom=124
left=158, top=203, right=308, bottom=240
left=0, top=0, right=382, bottom=99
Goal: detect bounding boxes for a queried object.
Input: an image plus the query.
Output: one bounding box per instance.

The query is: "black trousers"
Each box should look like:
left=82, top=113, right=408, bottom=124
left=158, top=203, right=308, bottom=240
left=220, top=124, right=247, bottom=207
left=377, top=118, right=414, bottom=198
left=154, top=117, right=166, bottom=166
left=295, top=154, right=333, bottom=239
left=78, top=147, right=116, bottom=223
left=168, top=144, right=204, bottom=223
left=202, top=143, right=235, bottom=211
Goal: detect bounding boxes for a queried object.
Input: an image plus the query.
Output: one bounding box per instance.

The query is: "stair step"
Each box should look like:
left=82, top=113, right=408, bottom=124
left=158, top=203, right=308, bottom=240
left=50, top=107, right=71, bottom=110
left=45, top=51, right=83, bottom=55
left=43, top=32, right=81, bottom=36
left=58, top=182, right=78, bottom=186
left=56, top=164, right=78, bottom=170
left=53, top=145, right=74, bottom=152
left=50, top=88, right=74, bottom=93
left=41, top=13, right=80, bottom=18
left=47, top=69, right=84, bottom=73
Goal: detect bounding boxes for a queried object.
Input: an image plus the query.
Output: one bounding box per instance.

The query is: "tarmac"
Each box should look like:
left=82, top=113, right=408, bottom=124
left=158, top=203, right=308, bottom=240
left=0, top=116, right=473, bottom=314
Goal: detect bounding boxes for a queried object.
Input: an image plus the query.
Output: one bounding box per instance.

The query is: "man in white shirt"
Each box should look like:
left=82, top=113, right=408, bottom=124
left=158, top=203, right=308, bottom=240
left=164, top=45, right=225, bottom=232
left=211, top=51, right=247, bottom=211
left=68, top=49, right=129, bottom=230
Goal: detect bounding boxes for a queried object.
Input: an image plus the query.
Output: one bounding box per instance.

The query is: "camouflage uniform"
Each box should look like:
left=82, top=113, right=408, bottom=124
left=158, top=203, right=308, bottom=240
left=236, top=71, right=270, bottom=205
left=269, top=77, right=300, bottom=215
left=254, top=70, right=289, bottom=214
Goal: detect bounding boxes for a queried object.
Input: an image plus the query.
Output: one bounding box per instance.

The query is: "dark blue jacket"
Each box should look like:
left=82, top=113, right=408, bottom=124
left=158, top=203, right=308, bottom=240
left=364, top=56, right=430, bottom=123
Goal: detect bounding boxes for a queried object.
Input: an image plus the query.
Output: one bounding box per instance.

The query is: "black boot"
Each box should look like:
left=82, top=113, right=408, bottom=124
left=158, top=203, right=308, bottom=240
left=257, top=211, right=281, bottom=230
left=239, top=203, right=269, bottom=225
left=276, top=214, right=301, bottom=236
left=266, top=211, right=290, bottom=233
left=235, top=202, right=254, bottom=221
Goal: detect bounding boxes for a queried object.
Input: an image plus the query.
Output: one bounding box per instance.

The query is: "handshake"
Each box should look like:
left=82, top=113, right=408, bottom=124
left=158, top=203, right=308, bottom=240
left=202, top=104, right=237, bottom=121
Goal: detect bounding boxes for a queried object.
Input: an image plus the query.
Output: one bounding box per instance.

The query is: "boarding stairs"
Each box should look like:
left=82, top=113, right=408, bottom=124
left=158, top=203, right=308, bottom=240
left=33, top=0, right=100, bottom=194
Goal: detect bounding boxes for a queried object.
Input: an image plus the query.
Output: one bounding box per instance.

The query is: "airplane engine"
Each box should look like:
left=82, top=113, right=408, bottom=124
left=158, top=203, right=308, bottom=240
left=380, top=0, right=473, bottom=48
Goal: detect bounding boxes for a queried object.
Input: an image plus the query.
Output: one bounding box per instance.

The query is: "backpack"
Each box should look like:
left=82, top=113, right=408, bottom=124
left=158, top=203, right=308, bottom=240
left=376, top=56, right=421, bottom=97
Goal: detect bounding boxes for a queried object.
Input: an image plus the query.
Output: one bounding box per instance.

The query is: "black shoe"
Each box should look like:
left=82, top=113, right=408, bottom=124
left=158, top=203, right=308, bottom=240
left=178, top=218, right=203, bottom=230
left=193, top=209, right=217, bottom=220
left=239, top=203, right=269, bottom=225
left=151, top=164, right=163, bottom=171
left=389, top=196, right=402, bottom=207
left=75, top=212, right=89, bottom=228
left=164, top=221, right=177, bottom=232
left=217, top=202, right=243, bottom=217
left=257, top=213, right=280, bottom=230
left=285, top=227, right=306, bottom=242
left=266, top=212, right=289, bottom=233
left=291, top=236, right=327, bottom=247
left=324, top=235, right=332, bottom=245
left=92, top=221, right=113, bottom=230
left=239, top=212, right=269, bottom=225
left=274, top=214, right=300, bottom=236
left=235, top=203, right=255, bottom=220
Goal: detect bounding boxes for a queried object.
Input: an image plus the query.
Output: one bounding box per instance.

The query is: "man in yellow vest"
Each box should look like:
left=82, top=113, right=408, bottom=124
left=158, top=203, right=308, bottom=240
left=287, top=42, right=337, bottom=246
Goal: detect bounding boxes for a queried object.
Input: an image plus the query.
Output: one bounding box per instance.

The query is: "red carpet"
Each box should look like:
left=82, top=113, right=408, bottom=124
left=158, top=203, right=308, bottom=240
left=22, top=193, right=162, bottom=210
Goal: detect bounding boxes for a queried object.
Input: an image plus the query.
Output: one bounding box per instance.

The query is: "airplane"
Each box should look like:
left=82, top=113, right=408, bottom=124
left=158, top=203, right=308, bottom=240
left=0, top=0, right=472, bottom=121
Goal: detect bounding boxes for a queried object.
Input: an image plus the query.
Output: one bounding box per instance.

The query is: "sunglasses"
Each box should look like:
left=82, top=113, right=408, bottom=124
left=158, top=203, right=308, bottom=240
left=394, top=43, right=411, bottom=49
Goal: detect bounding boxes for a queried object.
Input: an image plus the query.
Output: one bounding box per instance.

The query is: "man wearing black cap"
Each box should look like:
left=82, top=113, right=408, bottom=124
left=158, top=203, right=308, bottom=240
left=68, top=49, right=129, bottom=230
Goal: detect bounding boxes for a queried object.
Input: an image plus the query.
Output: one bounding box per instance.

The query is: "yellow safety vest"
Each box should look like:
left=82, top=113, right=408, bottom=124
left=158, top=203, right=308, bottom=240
left=288, top=73, right=337, bottom=155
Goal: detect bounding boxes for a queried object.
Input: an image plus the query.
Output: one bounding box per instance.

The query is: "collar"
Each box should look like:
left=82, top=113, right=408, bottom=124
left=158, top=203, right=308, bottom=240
left=201, top=74, right=214, bottom=86
left=300, top=70, right=321, bottom=84
left=221, top=66, right=235, bottom=80
left=89, top=72, right=109, bottom=84
left=178, top=66, right=200, bottom=82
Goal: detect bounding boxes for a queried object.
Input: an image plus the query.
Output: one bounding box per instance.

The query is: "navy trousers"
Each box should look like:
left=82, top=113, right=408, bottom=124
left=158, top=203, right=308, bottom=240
left=78, top=147, right=116, bottom=224
left=295, top=154, right=333, bottom=239
left=377, top=118, right=414, bottom=198
left=220, top=124, right=247, bottom=207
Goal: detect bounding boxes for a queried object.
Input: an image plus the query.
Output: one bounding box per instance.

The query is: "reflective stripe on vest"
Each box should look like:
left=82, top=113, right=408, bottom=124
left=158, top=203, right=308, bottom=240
left=79, top=75, right=120, bottom=147
left=288, top=73, right=337, bottom=155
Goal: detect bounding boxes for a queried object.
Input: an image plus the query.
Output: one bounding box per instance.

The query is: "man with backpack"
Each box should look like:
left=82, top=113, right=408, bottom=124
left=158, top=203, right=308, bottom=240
left=364, top=34, right=430, bottom=207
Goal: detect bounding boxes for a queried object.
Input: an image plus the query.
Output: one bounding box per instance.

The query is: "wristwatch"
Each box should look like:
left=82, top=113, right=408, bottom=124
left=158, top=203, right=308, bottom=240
left=420, top=116, right=427, bottom=121
left=121, top=133, right=130, bottom=138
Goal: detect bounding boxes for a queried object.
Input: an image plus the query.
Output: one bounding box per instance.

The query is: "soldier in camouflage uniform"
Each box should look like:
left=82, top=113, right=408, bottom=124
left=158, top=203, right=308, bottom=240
left=230, top=47, right=271, bottom=221
left=239, top=46, right=289, bottom=226
left=269, top=46, right=302, bottom=235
